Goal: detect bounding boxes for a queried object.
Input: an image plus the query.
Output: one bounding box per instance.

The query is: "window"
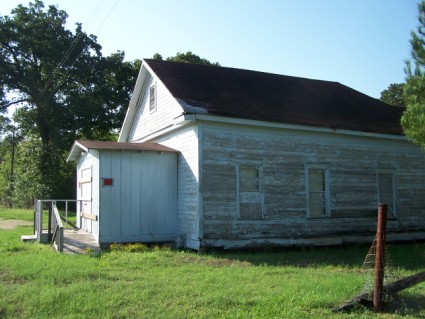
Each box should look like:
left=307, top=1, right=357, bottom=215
left=149, top=84, right=156, bottom=112
left=377, top=173, right=396, bottom=215
left=306, top=167, right=330, bottom=218
left=237, top=165, right=263, bottom=219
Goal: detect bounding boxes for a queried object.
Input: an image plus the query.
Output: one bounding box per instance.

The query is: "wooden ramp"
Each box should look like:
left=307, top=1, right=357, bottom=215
left=63, top=229, right=100, bottom=254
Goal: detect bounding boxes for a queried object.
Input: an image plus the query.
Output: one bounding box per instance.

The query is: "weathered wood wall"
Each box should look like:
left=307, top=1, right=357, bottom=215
left=200, top=122, right=425, bottom=248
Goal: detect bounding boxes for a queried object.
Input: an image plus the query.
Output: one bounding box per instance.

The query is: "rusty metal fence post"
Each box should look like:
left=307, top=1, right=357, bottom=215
left=374, top=203, right=388, bottom=312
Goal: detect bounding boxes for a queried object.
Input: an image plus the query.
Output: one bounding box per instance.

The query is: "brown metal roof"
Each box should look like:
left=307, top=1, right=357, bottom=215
left=75, top=140, right=178, bottom=152
left=145, top=59, right=404, bottom=135
left=67, top=140, right=178, bottom=161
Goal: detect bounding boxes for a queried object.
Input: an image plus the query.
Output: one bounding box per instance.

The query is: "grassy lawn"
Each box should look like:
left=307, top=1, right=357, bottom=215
left=0, top=208, right=34, bottom=221
left=0, top=204, right=77, bottom=229
left=0, top=208, right=424, bottom=318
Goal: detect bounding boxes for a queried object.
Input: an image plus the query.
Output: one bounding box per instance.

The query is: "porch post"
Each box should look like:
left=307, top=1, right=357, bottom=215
left=47, top=202, right=52, bottom=242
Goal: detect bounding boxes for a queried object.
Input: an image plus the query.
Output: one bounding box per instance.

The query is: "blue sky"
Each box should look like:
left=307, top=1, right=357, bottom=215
left=0, top=0, right=421, bottom=98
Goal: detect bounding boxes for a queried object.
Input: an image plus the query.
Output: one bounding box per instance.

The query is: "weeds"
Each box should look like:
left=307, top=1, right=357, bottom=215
left=4, top=243, right=27, bottom=253
left=109, top=242, right=149, bottom=252
left=85, top=247, right=102, bottom=258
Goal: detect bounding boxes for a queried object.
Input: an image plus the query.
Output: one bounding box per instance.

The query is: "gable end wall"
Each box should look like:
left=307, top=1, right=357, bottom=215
left=128, top=74, right=183, bottom=142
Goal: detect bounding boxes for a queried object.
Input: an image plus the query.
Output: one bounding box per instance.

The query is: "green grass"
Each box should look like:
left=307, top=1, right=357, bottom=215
left=0, top=208, right=425, bottom=318
left=0, top=206, right=77, bottom=229
left=0, top=207, right=34, bottom=221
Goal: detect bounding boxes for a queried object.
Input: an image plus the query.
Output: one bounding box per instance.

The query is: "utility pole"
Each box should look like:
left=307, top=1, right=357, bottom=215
left=9, top=127, right=15, bottom=209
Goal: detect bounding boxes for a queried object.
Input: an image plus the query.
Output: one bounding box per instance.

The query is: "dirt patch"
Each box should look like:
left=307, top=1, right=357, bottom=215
left=0, top=218, right=32, bottom=230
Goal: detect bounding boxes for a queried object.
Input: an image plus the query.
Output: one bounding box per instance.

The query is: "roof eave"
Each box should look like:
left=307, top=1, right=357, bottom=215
left=183, top=113, right=406, bottom=141
left=66, top=141, right=88, bottom=162
left=118, top=59, right=150, bottom=142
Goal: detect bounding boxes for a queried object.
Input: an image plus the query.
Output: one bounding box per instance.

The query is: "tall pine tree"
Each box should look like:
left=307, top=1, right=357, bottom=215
left=402, top=1, right=425, bottom=148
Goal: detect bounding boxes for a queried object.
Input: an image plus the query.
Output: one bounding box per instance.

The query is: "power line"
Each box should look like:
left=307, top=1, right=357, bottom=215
left=94, top=0, right=120, bottom=35
left=37, top=0, right=119, bottom=106
left=36, top=1, right=104, bottom=103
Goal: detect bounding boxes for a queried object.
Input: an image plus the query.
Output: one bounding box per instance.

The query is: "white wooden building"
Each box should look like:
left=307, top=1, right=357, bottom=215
left=69, top=59, right=425, bottom=250
left=67, top=140, right=178, bottom=244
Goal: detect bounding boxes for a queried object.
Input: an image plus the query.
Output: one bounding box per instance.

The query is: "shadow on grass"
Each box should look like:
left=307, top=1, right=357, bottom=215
left=203, top=243, right=425, bottom=271
left=204, top=245, right=370, bottom=268
left=204, top=244, right=425, bottom=316
left=332, top=293, right=425, bottom=317
left=383, top=293, right=425, bottom=318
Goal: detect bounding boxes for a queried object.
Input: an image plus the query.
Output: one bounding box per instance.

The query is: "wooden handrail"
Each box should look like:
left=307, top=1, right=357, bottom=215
left=52, top=204, right=64, bottom=229
left=33, top=199, right=93, bottom=252
left=51, top=203, right=64, bottom=253
left=33, top=199, right=85, bottom=252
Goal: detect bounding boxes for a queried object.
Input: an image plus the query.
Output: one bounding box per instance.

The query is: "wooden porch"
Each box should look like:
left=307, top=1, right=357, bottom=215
left=22, top=228, right=100, bottom=254
left=21, top=199, right=100, bottom=254
left=63, top=229, right=100, bottom=254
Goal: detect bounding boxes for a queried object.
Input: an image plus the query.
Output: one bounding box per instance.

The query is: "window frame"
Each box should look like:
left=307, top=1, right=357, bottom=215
left=305, top=165, right=331, bottom=218
left=376, top=171, right=397, bottom=216
left=236, top=162, right=264, bottom=220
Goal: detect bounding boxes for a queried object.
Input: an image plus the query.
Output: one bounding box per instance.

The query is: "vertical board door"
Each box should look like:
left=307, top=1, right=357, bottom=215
left=79, top=167, right=92, bottom=233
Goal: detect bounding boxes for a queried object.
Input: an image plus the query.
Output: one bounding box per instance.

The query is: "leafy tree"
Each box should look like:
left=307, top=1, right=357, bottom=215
left=0, top=122, right=24, bottom=207
left=380, top=83, right=406, bottom=107
left=0, top=1, right=138, bottom=201
left=152, top=53, right=163, bottom=61
left=152, top=51, right=220, bottom=66
left=402, top=1, right=425, bottom=147
left=10, top=136, right=46, bottom=208
left=0, top=142, right=13, bottom=207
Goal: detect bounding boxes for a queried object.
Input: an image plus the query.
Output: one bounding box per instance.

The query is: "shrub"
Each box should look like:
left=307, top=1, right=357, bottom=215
left=109, top=243, right=149, bottom=253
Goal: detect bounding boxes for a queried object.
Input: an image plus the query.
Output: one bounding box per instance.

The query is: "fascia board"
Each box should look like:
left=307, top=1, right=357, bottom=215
left=183, top=114, right=407, bottom=141
left=118, top=62, right=149, bottom=142
left=66, top=141, right=89, bottom=162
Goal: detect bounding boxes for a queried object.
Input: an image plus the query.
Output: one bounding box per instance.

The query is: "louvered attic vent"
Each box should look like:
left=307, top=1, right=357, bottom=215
left=149, top=85, right=156, bottom=111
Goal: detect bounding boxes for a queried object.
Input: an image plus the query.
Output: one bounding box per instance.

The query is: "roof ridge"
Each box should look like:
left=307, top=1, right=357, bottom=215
left=143, top=58, right=341, bottom=85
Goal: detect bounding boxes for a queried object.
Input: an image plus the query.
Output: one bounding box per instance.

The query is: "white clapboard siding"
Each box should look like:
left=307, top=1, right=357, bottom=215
left=128, top=74, right=184, bottom=142
left=155, top=125, right=201, bottom=250
left=200, top=122, right=425, bottom=248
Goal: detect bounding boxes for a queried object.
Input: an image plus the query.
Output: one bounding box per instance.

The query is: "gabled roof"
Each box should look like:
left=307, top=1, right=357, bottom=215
left=142, top=59, right=404, bottom=135
left=67, top=140, right=178, bottom=162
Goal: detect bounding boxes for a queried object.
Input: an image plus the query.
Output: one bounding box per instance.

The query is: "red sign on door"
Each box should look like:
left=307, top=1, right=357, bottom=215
left=103, top=178, right=113, bottom=186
